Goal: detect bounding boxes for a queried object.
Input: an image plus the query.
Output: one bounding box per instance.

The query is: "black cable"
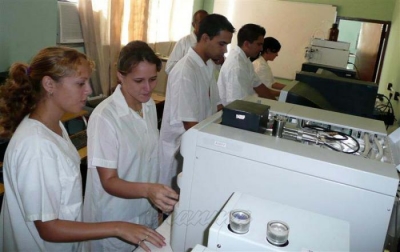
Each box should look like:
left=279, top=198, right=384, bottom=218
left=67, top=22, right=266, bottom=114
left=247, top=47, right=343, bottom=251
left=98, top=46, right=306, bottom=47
left=376, top=93, right=396, bottom=129
left=380, top=94, right=395, bottom=114
left=302, top=124, right=360, bottom=154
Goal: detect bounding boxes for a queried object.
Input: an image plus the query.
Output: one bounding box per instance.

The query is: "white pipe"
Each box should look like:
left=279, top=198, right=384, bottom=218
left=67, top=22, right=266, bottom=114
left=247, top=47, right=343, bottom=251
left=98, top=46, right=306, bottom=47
left=363, top=133, right=371, bottom=158
left=374, top=137, right=384, bottom=161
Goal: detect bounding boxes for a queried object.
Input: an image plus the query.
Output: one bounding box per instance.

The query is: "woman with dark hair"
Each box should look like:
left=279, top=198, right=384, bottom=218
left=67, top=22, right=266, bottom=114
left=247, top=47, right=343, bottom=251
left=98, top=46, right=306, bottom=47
left=83, top=41, right=178, bottom=251
left=0, top=46, right=165, bottom=251
left=253, top=37, right=286, bottom=92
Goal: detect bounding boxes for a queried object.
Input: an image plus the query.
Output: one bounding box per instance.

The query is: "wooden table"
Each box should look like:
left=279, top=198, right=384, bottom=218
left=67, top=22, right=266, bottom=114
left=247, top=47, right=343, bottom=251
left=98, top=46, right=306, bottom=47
left=62, top=110, right=89, bottom=160
left=152, top=92, right=165, bottom=104
left=61, top=110, right=89, bottom=123
left=78, top=146, right=87, bottom=160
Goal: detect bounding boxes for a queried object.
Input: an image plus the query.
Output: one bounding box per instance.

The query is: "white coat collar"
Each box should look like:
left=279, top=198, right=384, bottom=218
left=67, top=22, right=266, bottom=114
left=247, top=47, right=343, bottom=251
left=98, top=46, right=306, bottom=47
left=257, top=55, right=268, bottom=65
left=233, top=46, right=250, bottom=62
left=187, top=47, right=214, bottom=69
left=111, top=84, right=153, bottom=118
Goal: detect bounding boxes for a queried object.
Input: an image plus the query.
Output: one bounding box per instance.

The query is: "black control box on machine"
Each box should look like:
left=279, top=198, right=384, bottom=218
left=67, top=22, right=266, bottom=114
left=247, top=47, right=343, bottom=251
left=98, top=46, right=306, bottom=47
left=221, top=100, right=270, bottom=133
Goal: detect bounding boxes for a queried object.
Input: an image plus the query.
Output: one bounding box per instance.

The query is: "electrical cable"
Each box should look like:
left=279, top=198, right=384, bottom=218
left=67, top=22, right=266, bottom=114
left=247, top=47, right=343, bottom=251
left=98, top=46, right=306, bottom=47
left=322, top=136, right=360, bottom=154
left=296, top=124, right=360, bottom=154
left=375, top=93, right=396, bottom=129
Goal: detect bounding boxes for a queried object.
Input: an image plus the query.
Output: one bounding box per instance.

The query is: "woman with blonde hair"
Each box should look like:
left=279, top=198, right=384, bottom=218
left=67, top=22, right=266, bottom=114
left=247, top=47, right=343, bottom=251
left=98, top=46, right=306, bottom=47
left=0, top=46, right=165, bottom=251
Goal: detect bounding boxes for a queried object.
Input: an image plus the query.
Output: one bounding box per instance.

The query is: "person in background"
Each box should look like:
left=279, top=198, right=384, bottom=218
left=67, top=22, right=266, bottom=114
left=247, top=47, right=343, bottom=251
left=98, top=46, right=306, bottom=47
left=159, top=14, right=235, bottom=189
left=253, top=37, right=286, bottom=94
left=217, top=24, right=279, bottom=106
left=83, top=41, right=178, bottom=251
left=165, top=9, right=208, bottom=74
left=0, top=46, right=165, bottom=252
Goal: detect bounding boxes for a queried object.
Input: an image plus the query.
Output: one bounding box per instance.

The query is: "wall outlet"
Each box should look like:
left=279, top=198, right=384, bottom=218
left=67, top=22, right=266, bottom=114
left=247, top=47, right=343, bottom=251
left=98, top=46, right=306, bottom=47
left=395, top=92, right=400, bottom=101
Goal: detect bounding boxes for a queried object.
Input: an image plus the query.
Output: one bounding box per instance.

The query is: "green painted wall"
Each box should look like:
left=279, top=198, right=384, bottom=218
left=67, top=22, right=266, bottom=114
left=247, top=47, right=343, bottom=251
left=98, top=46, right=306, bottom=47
left=283, top=0, right=396, bottom=21
left=203, top=0, right=396, bottom=20
left=380, top=0, right=400, bottom=123
left=0, top=0, right=58, bottom=72
left=192, top=0, right=215, bottom=14
left=193, top=0, right=205, bottom=13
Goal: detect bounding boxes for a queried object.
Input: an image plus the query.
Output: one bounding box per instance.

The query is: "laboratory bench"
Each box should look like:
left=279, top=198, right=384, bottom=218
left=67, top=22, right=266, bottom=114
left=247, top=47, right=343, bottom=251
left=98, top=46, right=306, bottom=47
left=275, top=77, right=294, bottom=86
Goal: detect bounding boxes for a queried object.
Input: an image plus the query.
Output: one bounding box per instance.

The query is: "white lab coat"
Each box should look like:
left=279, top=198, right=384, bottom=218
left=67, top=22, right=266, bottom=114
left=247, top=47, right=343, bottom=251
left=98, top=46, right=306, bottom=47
left=0, top=116, right=82, bottom=252
left=217, top=46, right=262, bottom=106
left=159, top=48, right=221, bottom=188
left=165, top=32, right=197, bottom=74
left=253, top=56, right=275, bottom=88
left=83, top=85, right=159, bottom=252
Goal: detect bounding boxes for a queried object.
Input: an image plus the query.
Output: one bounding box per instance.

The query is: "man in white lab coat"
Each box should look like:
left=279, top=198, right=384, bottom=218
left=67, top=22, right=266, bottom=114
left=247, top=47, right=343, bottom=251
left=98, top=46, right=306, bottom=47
left=217, top=24, right=278, bottom=106
left=165, top=10, right=208, bottom=74
left=159, top=14, right=235, bottom=189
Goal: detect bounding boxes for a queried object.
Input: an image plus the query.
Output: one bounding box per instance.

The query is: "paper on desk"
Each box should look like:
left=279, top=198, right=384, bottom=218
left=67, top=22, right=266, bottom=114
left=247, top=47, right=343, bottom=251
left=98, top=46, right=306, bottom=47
left=388, top=127, right=400, bottom=172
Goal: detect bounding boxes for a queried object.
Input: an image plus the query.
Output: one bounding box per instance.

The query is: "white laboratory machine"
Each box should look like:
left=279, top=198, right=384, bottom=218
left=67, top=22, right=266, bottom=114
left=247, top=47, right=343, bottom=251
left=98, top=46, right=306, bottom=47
left=170, top=96, right=399, bottom=252
left=207, top=192, right=350, bottom=251
left=191, top=244, right=216, bottom=252
left=305, top=38, right=350, bottom=68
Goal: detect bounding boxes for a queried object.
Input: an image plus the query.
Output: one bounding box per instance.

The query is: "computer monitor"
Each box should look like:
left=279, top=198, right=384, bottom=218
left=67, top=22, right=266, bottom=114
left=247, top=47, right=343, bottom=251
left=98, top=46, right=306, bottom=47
left=316, top=68, right=339, bottom=78
left=302, top=62, right=357, bottom=79
left=279, top=71, right=378, bottom=119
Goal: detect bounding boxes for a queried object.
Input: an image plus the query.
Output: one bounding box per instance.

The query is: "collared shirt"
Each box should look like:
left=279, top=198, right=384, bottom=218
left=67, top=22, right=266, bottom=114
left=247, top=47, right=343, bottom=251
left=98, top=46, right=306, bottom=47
left=0, top=116, right=82, bottom=251
left=165, top=32, right=197, bottom=74
left=253, top=56, right=275, bottom=88
left=217, top=46, right=262, bottom=106
left=159, top=48, right=221, bottom=187
left=83, top=85, right=159, bottom=251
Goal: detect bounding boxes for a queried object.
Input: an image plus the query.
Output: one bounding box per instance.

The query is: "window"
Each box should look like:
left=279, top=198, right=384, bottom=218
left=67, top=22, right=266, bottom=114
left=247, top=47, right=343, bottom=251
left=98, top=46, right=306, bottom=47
left=147, top=0, right=194, bottom=43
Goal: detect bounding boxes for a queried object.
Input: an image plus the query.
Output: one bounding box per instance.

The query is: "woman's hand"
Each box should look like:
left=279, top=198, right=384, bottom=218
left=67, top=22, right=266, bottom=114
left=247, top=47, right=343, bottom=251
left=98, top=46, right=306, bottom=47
left=116, top=222, right=166, bottom=252
left=34, top=219, right=166, bottom=251
left=146, top=184, right=179, bottom=213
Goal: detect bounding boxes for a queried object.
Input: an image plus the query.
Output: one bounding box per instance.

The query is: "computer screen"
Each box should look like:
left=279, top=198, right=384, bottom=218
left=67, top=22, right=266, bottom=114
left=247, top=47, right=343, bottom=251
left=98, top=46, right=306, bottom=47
left=279, top=71, right=378, bottom=118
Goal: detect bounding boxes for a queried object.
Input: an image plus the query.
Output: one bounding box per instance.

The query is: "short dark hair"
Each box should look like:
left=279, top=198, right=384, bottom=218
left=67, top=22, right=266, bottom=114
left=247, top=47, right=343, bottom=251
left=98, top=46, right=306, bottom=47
left=237, top=24, right=266, bottom=47
left=117, top=41, right=162, bottom=75
left=262, top=37, right=281, bottom=54
left=196, top=14, right=235, bottom=42
left=192, top=9, right=208, bottom=23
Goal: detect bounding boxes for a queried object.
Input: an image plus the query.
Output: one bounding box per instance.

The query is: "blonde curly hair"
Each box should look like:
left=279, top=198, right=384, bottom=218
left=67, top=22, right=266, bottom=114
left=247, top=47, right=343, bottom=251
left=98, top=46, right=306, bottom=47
left=0, top=46, right=94, bottom=138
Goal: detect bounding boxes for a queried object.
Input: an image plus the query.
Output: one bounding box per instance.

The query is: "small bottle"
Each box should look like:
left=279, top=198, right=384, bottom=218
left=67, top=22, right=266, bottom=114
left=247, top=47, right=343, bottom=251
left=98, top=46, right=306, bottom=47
left=328, top=23, right=339, bottom=41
